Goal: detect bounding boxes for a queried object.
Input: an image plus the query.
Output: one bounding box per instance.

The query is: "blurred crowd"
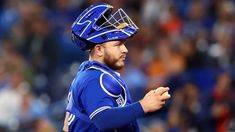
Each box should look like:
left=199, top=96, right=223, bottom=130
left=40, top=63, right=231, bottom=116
left=0, top=0, right=235, bottom=132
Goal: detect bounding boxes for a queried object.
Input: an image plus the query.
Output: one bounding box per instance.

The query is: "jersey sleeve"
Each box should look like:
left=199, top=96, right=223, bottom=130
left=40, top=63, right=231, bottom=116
left=81, top=73, right=119, bottom=120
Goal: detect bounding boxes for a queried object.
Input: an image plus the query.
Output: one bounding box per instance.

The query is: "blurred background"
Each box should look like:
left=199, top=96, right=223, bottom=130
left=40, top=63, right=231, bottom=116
left=0, top=0, right=235, bottom=132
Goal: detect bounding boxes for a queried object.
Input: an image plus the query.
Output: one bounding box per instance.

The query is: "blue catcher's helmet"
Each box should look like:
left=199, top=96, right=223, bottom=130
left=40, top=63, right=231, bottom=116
left=71, top=3, right=139, bottom=51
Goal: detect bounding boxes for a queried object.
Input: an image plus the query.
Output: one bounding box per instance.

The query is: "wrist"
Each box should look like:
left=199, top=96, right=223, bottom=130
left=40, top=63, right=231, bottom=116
left=139, top=100, right=149, bottom=114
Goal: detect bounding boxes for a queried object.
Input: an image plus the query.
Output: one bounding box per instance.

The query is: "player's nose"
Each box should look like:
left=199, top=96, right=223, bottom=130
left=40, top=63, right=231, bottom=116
left=121, top=44, right=128, bottom=54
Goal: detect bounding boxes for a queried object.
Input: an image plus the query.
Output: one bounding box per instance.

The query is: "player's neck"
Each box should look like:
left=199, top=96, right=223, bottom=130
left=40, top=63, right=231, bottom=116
left=89, top=55, right=105, bottom=65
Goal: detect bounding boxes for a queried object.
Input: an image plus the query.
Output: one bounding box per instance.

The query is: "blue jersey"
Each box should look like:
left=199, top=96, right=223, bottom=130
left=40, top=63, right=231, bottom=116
left=66, top=61, right=140, bottom=132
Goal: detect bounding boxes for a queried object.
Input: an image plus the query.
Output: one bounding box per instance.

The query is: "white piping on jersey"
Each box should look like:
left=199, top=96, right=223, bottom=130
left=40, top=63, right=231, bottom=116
left=87, top=66, right=127, bottom=107
left=100, top=73, right=120, bottom=98
left=68, top=114, right=75, bottom=126
left=89, top=106, right=112, bottom=119
left=114, top=71, right=120, bottom=76
left=68, top=113, right=74, bottom=121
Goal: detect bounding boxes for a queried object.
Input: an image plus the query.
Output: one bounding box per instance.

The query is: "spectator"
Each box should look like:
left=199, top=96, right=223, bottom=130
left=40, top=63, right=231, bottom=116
left=211, top=72, right=235, bottom=132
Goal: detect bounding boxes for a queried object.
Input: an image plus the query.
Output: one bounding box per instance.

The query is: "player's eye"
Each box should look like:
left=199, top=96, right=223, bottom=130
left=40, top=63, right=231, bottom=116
left=115, top=42, right=125, bottom=47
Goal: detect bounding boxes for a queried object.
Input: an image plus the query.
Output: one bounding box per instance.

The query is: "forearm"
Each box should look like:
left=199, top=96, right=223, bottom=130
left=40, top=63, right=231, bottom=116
left=92, top=102, right=144, bottom=130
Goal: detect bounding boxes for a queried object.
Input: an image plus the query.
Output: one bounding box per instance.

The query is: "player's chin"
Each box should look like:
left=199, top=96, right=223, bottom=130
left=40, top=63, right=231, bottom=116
left=114, top=61, right=125, bottom=70
left=118, top=60, right=125, bottom=66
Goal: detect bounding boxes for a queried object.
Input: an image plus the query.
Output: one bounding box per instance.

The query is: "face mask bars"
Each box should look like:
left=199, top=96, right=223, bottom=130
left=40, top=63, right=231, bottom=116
left=95, top=8, right=139, bottom=31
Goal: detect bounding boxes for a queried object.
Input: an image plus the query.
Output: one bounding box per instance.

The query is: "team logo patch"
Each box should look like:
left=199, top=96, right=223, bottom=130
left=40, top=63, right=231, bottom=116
left=116, top=95, right=125, bottom=107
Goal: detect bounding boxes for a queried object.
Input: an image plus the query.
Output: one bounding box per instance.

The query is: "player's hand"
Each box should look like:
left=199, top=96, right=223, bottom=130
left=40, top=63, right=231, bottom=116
left=139, top=87, right=171, bottom=113
left=63, top=112, right=69, bottom=132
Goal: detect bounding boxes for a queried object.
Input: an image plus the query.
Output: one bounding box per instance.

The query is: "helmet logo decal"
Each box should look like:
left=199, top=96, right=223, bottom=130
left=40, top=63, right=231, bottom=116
left=74, top=5, right=111, bottom=37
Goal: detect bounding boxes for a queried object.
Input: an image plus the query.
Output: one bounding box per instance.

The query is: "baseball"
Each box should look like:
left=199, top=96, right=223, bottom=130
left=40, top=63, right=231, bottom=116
left=162, top=91, right=170, bottom=97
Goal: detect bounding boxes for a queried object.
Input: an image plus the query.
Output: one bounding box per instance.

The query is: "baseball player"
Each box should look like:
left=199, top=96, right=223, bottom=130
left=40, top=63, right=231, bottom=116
left=63, top=3, right=171, bottom=132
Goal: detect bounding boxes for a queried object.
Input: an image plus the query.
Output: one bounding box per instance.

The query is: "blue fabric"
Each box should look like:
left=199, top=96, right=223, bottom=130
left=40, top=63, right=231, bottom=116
left=92, top=102, right=144, bottom=131
left=101, top=73, right=123, bottom=96
left=66, top=60, right=143, bottom=132
left=81, top=75, right=115, bottom=117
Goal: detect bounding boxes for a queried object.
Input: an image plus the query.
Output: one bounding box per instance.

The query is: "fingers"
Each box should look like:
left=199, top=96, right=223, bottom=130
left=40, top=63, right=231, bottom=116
left=154, top=87, right=171, bottom=100
left=154, top=87, right=169, bottom=95
left=160, top=93, right=171, bottom=100
left=149, top=86, right=171, bottom=101
left=141, top=87, right=170, bottom=113
left=156, top=100, right=166, bottom=109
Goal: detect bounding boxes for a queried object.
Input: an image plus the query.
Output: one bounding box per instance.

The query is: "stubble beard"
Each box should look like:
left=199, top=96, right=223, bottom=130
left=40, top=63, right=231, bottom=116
left=104, top=54, right=124, bottom=71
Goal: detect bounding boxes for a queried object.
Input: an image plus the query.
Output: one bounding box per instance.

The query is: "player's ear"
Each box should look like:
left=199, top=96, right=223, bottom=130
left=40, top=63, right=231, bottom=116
left=94, top=44, right=104, bottom=57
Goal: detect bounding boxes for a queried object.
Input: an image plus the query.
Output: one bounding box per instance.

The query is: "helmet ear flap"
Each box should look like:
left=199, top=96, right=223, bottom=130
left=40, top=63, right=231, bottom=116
left=72, top=32, right=95, bottom=51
